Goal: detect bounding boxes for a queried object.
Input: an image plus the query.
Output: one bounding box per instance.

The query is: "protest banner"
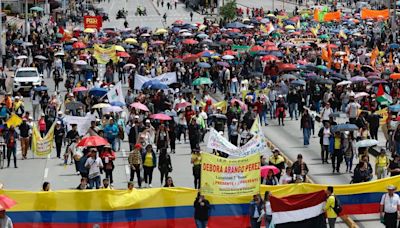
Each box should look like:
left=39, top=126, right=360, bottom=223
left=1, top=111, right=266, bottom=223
left=361, top=9, right=389, bottom=20
left=6, top=114, right=22, bottom=128
left=107, top=81, right=124, bottom=103
left=201, top=152, right=260, bottom=196
left=83, top=16, right=102, bottom=29
left=93, top=44, right=117, bottom=64
left=64, top=115, right=95, bottom=136
left=134, top=72, right=177, bottom=90
left=206, top=128, right=237, bottom=154
left=31, top=122, right=56, bottom=156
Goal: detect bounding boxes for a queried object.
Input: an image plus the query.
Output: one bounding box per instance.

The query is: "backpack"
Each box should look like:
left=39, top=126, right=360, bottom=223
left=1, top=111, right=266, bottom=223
left=332, top=196, right=342, bottom=215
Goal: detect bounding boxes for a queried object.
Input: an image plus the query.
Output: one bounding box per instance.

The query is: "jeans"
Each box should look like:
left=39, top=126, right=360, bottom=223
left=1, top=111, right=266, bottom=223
left=376, top=166, right=386, bottom=179
left=89, top=175, right=101, bottom=189
left=289, top=103, right=298, bottom=119
left=230, top=81, right=239, bottom=96
left=143, top=166, right=154, bottom=184
left=7, top=147, right=16, bottom=167
left=303, top=128, right=311, bottom=145
left=315, top=100, right=321, bottom=113
left=345, top=155, right=353, bottom=171
left=130, top=164, right=141, bottom=187
left=177, top=124, right=187, bottom=142
left=108, top=138, right=116, bottom=151
left=259, top=111, right=268, bottom=125
left=396, top=141, right=400, bottom=155
left=321, top=145, right=329, bottom=163
left=327, top=218, right=336, bottom=228
left=269, top=101, right=276, bottom=119
left=195, top=219, right=208, bottom=228
left=265, top=215, right=272, bottom=228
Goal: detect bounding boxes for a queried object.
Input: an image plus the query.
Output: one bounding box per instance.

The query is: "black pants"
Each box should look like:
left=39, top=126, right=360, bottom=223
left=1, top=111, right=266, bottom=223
left=143, top=166, right=154, bottom=184
left=7, top=147, right=16, bottom=168
left=370, top=127, right=379, bottom=140
left=160, top=170, right=169, bottom=185
left=384, top=212, right=398, bottom=228
left=130, top=164, right=141, bottom=187
left=278, top=116, right=284, bottom=125
left=331, top=149, right=343, bottom=172
left=56, top=141, right=62, bottom=158
left=105, top=169, right=113, bottom=183
left=193, top=165, right=201, bottom=189
left=321, top=145, right=329, bottom=163
left=230, top=135, right=238, bottom=146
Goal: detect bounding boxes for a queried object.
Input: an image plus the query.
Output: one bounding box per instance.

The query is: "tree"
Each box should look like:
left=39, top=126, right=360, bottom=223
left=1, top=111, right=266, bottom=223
left=220, top=0, right=237, bottom=21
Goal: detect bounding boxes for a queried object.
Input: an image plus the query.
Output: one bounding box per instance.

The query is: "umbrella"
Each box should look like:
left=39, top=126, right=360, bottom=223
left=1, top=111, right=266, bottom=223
left=30, top=6, right=44, bottom=11
left=117, top=52, right=130, bottom=58
left=222, top=55, right=234, bottom=60
left=22, top=42, right=33, bottom=47
left=331, top=124, right=359, bottom=133
left=154, top=28, right=168, bottom=35
left=372, top=80, right=388, bottom=86
left=72, top=87, right=88, bottom=93
left=65, top=101, right=85, bottom=110
left=89, top=87, right=108, bottom=97
left=142, top=80, right=169, bottom=90
left=13, top=39, right=23, bottom=45
left=389, top=43, right=400, bottom=49
left=83, top=28, right=96, bottom=33
left=33, top=86, right=48, bottom=92
left=216, top=61, right=230, bottom=67
left=15, top=55, right=28, bottom=60
left=337, top=80, right=352, bottom=86
left=151, top=113, right=172, bottom=121
left=280, top=74, right=297, bottom=80
left=110, top=101, right=126, bottom=107
left=260, top=165, right=280, bottom=177
left=77, top=136, right=110, bottom=147
left=0, top=195, right=17, bottom=210
left=130, top=102, right=149, bottom=111
left=34, top=55, right=48, bottom=60
left=390, top=73, right=400, bottom=80
left=350, top=76, right=368, bottom=83
left=182, top=39, right=198, bottom=45
left=355, top=92, right=369, bottom=99
left=225, top=22, right=246, bottom=28
left=329, top=112, right=347, bottom=118
left=54, top=52, right=65, bottom=56
left=104, top=106, right=123, bottom=113
left=355, top=139, right=379, bottom=148
left=291, top=79, right=306, bottom=86
left=75, top=60, right=87, bottom=65
left=261, top=55, right=279, bottom=61
left=72, top=42, right=86, bottom=49
left=125, top=38, right=138, bottom=44
left=123, top=63, right=136, bottom=69
left=92, top=103, right=111, bottom=109
left=389, top=104, right=400, bottom=112
left=197, top=62, right=211, bottom=68
left=209, top=114, right=227, bottom=120
left=175, top=102, right=191, bottom=110
left=192, top=77, right=213, bottom=86
left=164, top=110, right=177, bottom=117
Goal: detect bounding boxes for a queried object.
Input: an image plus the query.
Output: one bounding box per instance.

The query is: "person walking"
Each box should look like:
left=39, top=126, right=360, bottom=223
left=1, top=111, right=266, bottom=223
left=191, top=149, right=201, bottom=189
left=5, top=126, right=18, bottom=168
left=300, top=109, right=312, bottom=146
left=263, top=191, right=273, bottom=228
left=375, top=149, right=389, bottom=180
left=19, top=118, right=30, bottom=159
left=319, top=122, right=331, bottom=164
left=104, top=118, right=119, bottom=151
left=54, top=121, right=65, bottom=159
left=249, top=194, right=263, bottom=228
left=324, top=186, right=338, bottom=228
left=100, top=145, right=116, bottom=185
left=380, top=185, right=400, bottom=228
left=194, top=193, right=210, bottom=228
left=158, top=150, right=172, bottom=185
left=0, top=208, right=13, bottom=227
left=128, top=144, right=142, bottom=188
left=291, top=154, right=309, bottom=182
left=142, top=144, right=156, bottom=188
left=155, top=124, right=169, bottom=153
left=188, top=118, right=200, bottom=150
left=344, top=132, right=355, bottom=173
left=85, top=149, right=103, bottom=189
left=332, top=132, right=344, bottom=173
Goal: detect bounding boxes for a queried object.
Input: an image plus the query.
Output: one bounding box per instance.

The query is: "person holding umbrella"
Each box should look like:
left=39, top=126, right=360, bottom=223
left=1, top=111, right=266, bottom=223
left=100, top=145, right=116, bottom=185
left=0, top=195, right=16, bottom=227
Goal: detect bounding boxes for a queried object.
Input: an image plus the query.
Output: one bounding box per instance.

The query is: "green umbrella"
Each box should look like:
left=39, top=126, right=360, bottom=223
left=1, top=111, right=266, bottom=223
left=55, top=33, right=63, bottom=38
left=192, top=77, right=212, bottom=86
left=271, top=32, right=281, bottom=38
left=319, top=34, right=330, bottom=39
left=30, top=6, right=44, bottom=11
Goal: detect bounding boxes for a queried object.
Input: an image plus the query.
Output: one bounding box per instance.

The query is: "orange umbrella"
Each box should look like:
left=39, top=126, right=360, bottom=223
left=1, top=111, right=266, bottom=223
left=72, top=41, right=86, bottom=49
left=390, top=73, right=400, bottom=80
left=250, top=45, right=265, bottom=52
left=0, top=195, right=17, bottom=210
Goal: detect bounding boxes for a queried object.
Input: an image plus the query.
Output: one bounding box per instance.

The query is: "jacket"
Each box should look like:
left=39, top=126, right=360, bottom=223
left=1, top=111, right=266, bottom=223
left=104, top=124, right=118, bottom=140
left=325, top=194, right=337, bottom=218
left=249, top=200, right=263, bottom=218
left=5, top=130, right=18, bottom=148
left=141, top=150, right=157, bottom=167
left=194, top=199, right=210, bottom=221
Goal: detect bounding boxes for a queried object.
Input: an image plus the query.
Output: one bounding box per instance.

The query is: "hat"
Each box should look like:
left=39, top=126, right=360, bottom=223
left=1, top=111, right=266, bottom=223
left=273, top=148, right=280, bottom=153
left=217, top=107, right=222, bottom=110
left=104, top=145, right=112, bottom=149
left=134, top=115, right=139, bottom=119
left=96, top=118, right=101, bottom=122
left=145, top=119, right=150, bottom=123
left=41, top=113, right=45, bottom=116
left=28, top=116, right=33, bottom=120
left=109, top=117, right=113, bottom=120
left=56, top=121, right=61, bottom=124
left=134, top=144, right=142, bottom=149
left=15, top=96, right=20, bottom=99
left=232, top=118, right=238, bottom=122
left=218, top=131, right=223, bottom=135
left=387, top=185, right=396, bottom=190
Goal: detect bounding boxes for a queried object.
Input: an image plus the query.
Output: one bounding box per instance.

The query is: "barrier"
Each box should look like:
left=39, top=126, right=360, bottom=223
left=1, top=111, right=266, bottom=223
left=3, top=176, right=400, bottom=227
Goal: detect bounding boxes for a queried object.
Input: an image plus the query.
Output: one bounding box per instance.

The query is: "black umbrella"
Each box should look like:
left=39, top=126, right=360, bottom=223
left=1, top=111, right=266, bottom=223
left=209, top=114, right=227, bottom=120
left=65, top=101, right=85, bottom=111
left=331, top=124, right=359, bottom=133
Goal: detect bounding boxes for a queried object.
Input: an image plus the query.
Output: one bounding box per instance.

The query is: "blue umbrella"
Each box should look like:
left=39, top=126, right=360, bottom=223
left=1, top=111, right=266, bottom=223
left=332, top=124, right=359, bottom=133
left=13, top=39, right=23, bottom=45
left=291, top=79, right=306, bottom=86
left=33, top=86, right=48, bottom=92
left=111, top=101, right=126, bottom=107
left=198, top=62, right=211, bottom=68
left=89, top=87, right=108, bottom=97
left=64, top=45, right=73, bottom=51
left=225, top=22, right=246, bottom=29
left=389, top=43, right=400, bottom=49
left=142, top=80, right=169, bottom=90
left=389, top=104, right=400, bottom=112
left=201, top=51, right=212, bottom=58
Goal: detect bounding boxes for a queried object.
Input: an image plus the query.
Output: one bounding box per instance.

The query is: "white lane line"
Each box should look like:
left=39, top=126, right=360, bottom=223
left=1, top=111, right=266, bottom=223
left=122, top=150, right=126, bottom=158
left=125, top=165, right=130, bottom=177
left=44, top=168, right=49, bottom=179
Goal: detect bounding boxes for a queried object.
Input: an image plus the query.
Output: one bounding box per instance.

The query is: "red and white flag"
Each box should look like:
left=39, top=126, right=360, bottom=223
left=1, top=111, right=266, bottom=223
left=270, top=190, right=326, bottom=227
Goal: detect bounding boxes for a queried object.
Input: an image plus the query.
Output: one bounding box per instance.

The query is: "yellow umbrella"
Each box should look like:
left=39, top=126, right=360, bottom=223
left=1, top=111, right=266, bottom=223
left=92, top=103, right=111, bottom=109
left=83, top=28, right=96, bottom=33
left=285, top=25, right=295, bottom=30
left=115, top=45, right=125, bottom=52
left=198, top=25, right=207, bottom=31
left=267, top=14, right=276, bottom=17
left=124, top=38, right=138, bottom=44
left=154, top=28, right=168, bottom=35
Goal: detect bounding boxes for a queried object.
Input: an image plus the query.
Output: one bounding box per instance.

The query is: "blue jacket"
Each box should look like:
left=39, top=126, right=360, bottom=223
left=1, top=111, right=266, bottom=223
left=141, top=150, right=157, bottom=167
left=104, top=124, right=118, bottom=141
left=249, top=200, right=263, bottom=218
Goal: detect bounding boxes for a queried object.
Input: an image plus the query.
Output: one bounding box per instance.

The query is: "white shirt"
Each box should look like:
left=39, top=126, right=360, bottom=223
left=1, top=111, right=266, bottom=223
left=85, top=157, right=103, bottom=178
left=346, top=102, right=361, bottom=118
left=0, top=216, right=13, bottom=228
left=265, top=201, right=272, bottom=216
left=279, top=174, right=293, bottom=185
left=380, top=193, right=400, bottom=213
left=323, top=128, right=331, bottom=145
left=199, top=111, right=208, bottom=120
left=321, top=107, right=333, bottom=121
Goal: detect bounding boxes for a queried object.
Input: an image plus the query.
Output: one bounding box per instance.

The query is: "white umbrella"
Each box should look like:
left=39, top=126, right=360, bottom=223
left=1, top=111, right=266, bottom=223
left=54, top=52, right=65, bottom=56
left=222, top=55, right=234, bottom=60
left=22, top=42, right=33, bottom=47
left=123, top=63, right=136, bottom=69
left=71, top=38, right=78, bottom=42
left=75, top=60, right=87, bottom=65
left=355, top=92, right=369, bottom=99
left=15, top=55, right=28, bottom=60
left=104, top=106, right=123, bottom=113
left=34, top=55, right=48, bottom=60
left=355, top=139, right=379, bottom=148
left=140, top=33, right=150, bottom=37
left=179, top=29, right=189, bottom=33
left=337, top=80, right=352, bottom=86
left=180, top=32, right=193, bottom=37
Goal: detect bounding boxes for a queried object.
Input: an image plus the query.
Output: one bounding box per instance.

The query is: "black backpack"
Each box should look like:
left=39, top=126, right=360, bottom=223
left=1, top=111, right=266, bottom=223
left=333, top=196, right=343, bottom=215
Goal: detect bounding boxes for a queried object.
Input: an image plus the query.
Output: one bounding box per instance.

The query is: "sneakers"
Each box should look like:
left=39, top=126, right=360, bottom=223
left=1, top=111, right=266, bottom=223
left=148, top=184, right=152, bottom=188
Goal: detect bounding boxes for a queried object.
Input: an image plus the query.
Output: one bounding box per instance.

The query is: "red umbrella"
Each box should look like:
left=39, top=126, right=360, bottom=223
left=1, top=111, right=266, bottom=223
left=77, top=136, right=110, bottom=147
left=261, top=165, right=280, bottom=177
left=265, top=46, right=279, bottom=51
left=72, top=86, right=88, bottom=92
left=130, top=102, right=149, bottom=112
left=175, top=101, right=191, bottom=109
left=250, top=45, right=265, bottom=52
left=183, top=54, right=198, bottom=62
left=261, top=55, right=279, bottom=62
left=174, top=20, right=184, bottom=25
left=72, top=41, right=86, bottom=49
left=327, top=44, right=338, bottom=49
left=152, top=40, right=165, bottom=45
left=0, top=195, right=17, bottom=210
left=117, top=52, right=130, bottom=58
left=223, top=50, right=237, bottom=56
left=278, top=63, right=297, bottom=72
left=262, top=41, right=275, bottom=47
left=150, top=113, right=172, bottom=121
left=182, top=39, right=198, bottom=45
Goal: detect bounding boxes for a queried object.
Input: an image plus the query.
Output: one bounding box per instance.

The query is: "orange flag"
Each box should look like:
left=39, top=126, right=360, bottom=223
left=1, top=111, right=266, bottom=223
left=321, top=48, right=329, bottom=62
left=370, top=47, right=379, bottom=67
left=389, top=52, right=393, bottom=65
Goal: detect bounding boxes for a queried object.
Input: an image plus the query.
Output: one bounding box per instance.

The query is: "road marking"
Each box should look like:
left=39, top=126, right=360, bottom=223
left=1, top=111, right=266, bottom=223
left=125, top=165, right=130, bottom=177
left=122, top=150, right=126, bottom=158
left=44, top=168, right=49, bottom=179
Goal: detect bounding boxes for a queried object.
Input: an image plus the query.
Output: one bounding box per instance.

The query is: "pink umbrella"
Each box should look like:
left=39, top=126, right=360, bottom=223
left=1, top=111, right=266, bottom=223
left=175, top=101, right=191, bottom=110
left=150, top=113, right=172, bottom=121
left=260, top=166, right=280, bottom=177
left=72, top=86, right=88, bottom=92
left=0, top=195, right=17, bottom=210
left=130, top=102, right=149, bottom=112
left=230, top=98, right=247, bottom=111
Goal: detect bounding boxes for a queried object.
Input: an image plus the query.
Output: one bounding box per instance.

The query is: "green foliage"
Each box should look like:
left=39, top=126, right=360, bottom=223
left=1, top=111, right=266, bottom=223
left=220, top=0, right=237, bottom=21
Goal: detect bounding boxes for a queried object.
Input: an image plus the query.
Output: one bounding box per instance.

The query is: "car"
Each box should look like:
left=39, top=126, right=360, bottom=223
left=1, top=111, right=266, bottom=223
left=13, top=67, right=43, bottom=94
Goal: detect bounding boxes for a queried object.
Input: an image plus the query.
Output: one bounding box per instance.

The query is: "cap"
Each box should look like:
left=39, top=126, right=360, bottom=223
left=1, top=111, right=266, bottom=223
left=41, top=113, right=45, bottom=116
left=28, top=116, right=33, bottom=120
left=387, top=185, right=396, bottom=190
left=218, top=131, right=223, bottom=135
left=232, top=118, right=238, bottom=122
left=145, top=119, right=151, bottom=123
left=96, top=118, right=101, bottom=122
left=15, top=96, right=20, bottom=99
left=56, top=121, right=61, bottom=124
left=217, top=107, right=222, bottom=110
left=134, top=143, right=142, bottom=149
